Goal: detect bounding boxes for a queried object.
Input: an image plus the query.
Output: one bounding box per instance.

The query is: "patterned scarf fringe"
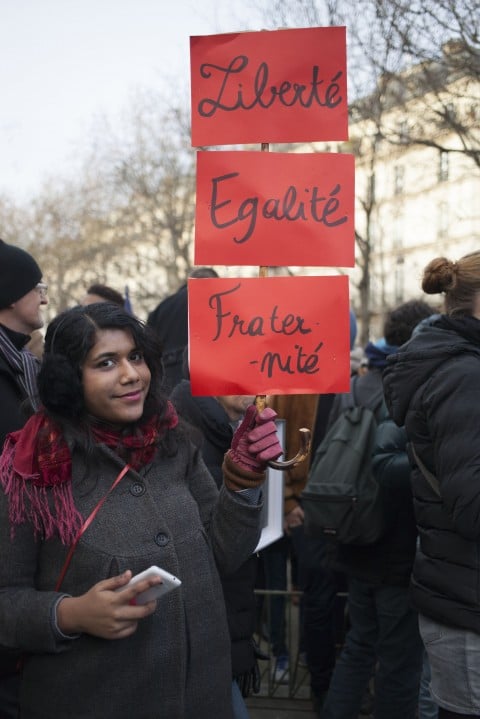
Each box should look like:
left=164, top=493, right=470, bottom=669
left=0, top=437, right=82, bottom=545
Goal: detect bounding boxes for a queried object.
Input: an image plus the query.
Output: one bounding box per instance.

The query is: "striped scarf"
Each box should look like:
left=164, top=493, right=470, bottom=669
left=0, top=325, right=40, bottom=411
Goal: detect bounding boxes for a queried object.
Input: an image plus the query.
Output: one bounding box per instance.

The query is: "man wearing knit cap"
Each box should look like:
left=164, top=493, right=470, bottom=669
left=0, top=239, right=47, bottom=711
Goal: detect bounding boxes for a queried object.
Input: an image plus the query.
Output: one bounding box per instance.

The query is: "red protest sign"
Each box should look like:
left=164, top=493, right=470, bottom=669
left=194, top=150, right=354, bottom=267
left=188, top=275, right=350, bottom=396
left=190, top=26, right=348, bottom=146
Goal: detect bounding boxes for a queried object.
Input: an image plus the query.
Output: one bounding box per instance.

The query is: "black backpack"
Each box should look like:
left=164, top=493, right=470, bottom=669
left=301, top=375, right=386, bottom=545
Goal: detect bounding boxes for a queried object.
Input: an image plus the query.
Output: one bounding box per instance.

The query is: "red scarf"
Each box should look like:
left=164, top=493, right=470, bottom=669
left=0, top=402, right=178, bottom=545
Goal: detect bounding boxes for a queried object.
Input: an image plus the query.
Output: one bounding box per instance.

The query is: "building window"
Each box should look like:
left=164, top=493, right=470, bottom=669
left=395, top=256, right=405, bottom=304
left=445, top=103, right=456, bottom=123
left=439, top=151, right=449, bottom=182
left=368, top=172, right=376, bottom=204
left=394, top=165, right=404, bottom=196
left=393, top=210, right=404, bottom=251
left=438, top=201, right=449, bottom=240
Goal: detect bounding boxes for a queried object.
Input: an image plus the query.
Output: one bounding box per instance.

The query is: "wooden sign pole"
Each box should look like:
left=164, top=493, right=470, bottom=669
left=255, top=143, right=311, bottom=469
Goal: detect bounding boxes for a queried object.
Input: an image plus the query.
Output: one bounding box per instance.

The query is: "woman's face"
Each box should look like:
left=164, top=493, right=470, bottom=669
left=82, top=329, right=151, bottom=426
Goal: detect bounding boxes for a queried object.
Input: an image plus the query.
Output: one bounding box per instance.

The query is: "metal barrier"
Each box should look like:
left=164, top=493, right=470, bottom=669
left=254, top=589, right=311, bottom=700
left=253, top=588, right=349, bottom=700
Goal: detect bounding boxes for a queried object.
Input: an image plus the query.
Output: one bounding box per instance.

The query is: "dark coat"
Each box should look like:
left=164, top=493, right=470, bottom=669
left=0, top=430, right=263, bottom=718
left=383, top=314, right=480, bottom=633
left=170, top=380, right=258, bottom=679
left=326, top=369, right=417, bottom=586
left=147, top=285, right=188, bottom=392
left=0, top=326, right=37, bottom=678
left=0, top=325, right=35, bottom=451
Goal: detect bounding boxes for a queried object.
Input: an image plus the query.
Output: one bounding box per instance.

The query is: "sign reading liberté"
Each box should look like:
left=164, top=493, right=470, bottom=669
left=190, top=26, right=348, bottom=146
left=188, top=276, right=351, bottom=395
left=194, top=150, right=354, bottom=267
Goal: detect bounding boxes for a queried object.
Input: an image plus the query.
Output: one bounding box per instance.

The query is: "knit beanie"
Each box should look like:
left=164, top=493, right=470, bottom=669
left=0, top=239, right=42, bottom=308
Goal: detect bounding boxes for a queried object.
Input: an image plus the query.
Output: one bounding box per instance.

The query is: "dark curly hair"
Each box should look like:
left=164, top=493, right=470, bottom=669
left=85, top=283, right=124, bottom=307
left=383, top=299, right=433, bottom=347
left=38, top=303, right=166, bottom=429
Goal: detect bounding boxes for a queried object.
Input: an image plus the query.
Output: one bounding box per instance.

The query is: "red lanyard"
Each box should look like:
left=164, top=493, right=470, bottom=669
left=55, top=464, right=131, bottom=592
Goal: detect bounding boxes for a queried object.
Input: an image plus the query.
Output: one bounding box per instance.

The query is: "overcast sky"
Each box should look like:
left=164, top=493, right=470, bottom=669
left=0, top=0, right=266, bottom=201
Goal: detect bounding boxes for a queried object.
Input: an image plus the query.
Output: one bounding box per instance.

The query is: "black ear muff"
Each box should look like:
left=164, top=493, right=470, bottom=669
left=37, top=353, right=84, bottom=418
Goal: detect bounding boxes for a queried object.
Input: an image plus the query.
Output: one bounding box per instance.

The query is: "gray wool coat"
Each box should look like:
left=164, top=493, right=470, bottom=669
left=0, top=432, right=263, bottom=718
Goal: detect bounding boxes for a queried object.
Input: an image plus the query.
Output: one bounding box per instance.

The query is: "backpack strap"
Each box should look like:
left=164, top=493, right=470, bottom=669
left=328, top=373, right=383, bottom=430
left=374, top=396, right=388, bottom=423
left=351, top=373, right=385, bottom=419
left=350, top=373, right=359, bottom=407
left=410, top=444, right=441, bottom=496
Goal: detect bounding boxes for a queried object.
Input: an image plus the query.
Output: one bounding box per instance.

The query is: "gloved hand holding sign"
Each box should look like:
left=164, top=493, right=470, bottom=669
left=223, top=405, right=283, bottom=490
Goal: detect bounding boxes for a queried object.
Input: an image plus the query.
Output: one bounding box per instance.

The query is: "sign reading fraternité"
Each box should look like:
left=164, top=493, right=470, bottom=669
left=190, top=26, right=347, bottom=146
left=188, top=275, right=350, bottom=396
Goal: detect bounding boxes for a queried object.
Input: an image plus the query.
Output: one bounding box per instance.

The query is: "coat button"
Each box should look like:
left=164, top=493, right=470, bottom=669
left=130, top=482, right=145, bottom=496
left=155, top=532, right=169, bottom=547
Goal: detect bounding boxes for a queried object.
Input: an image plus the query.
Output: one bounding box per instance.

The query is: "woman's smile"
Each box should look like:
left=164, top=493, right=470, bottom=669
left=82, top=329, right=151, bottom=425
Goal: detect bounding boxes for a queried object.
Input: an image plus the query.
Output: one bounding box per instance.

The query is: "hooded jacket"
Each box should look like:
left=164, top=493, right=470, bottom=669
left=383, top=314, right=480, bottom=633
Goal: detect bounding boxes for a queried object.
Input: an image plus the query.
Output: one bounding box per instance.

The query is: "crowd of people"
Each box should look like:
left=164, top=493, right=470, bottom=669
left=1, top=237, right=480, bottom=719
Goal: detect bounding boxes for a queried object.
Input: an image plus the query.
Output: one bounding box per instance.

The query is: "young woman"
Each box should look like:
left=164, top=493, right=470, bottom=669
left=383, top=252, right=480, bottom=719
left=0, top=302, right=282, bottom=719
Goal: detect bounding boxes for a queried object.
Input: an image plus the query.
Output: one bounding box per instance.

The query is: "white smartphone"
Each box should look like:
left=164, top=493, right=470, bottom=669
left=118, top=565, right=182, bottom=605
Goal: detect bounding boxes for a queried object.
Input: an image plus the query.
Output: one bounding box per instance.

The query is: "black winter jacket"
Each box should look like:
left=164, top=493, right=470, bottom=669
left=0, top=325, right=36, bottom=675
left=0, top=326, right=35, bottom=453
left=170, top=380, right=257, bottom=679
left=383, top=314, right=480, bottom=633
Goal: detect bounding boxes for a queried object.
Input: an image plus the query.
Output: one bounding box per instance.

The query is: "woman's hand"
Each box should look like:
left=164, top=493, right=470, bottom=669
left=223, top=405, right=283, bottom=490
left=56, top=570, right=160, bottom=640
left=228, top=405, right=283, bottom=473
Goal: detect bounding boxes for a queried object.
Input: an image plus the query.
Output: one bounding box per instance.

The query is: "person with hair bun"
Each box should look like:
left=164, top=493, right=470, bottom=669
left=0, top=302, right=282, bottom=719
left=383, top=251, right=480, bottom=719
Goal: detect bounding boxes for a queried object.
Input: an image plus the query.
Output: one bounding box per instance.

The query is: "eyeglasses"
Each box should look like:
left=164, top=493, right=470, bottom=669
left=35, top=282, right=48, bottom=297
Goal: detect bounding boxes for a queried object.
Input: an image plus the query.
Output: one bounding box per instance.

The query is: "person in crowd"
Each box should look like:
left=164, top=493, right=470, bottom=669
left=0, top=239, right=48, bottom=717
left=170, top=377, right=262, bottom=718
left=267, top=308, right=357, bottom=709
left=147, top=267, right=218, bottom=393
left=0, top=302, right=283, bottom=719
left=81, top=283, right=125, bottom=308
left=418, top=649, right=439, bottom=719
left=383, top=252, right=480, bottom=719
left=0, top=239, right=47, bottom=449
left=320, top=299, right=432, bottom=719
left=371, top=416, right=438, bottom=719
left=350, top=346, right=368, bottom=377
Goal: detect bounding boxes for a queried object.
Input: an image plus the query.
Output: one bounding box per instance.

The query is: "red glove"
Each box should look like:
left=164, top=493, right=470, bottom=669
left=223, top=405, right=283, bottom=490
